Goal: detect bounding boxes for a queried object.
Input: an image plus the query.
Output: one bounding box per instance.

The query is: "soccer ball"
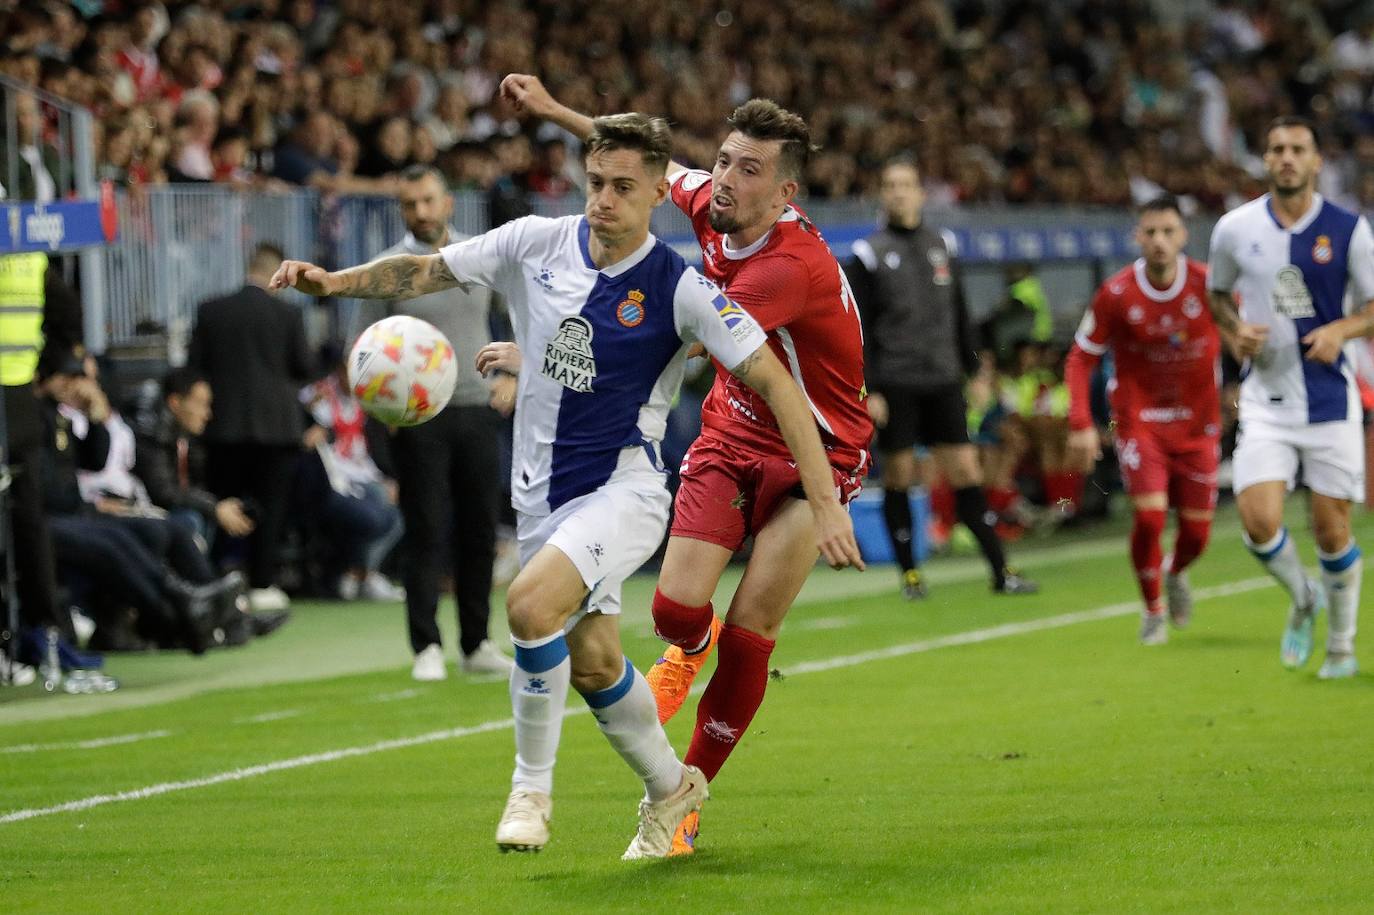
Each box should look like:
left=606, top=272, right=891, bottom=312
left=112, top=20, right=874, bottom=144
left=348, top=315, right=458, bottom=426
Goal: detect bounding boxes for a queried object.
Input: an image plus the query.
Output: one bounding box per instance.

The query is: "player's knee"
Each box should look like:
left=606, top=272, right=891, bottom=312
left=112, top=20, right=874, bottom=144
left=1132, top=507, right=1167, bottom=539
left=881, top=455, right=916, bottom=489
left=652, top=586, right=714, bottom=646
left=1311, top=516, right=1352, bottom=554
left=505, top=575, right=558, bottom=640
left=939, top=447, right=982, bottom=488
left=569, top=650, right=622, bottom=694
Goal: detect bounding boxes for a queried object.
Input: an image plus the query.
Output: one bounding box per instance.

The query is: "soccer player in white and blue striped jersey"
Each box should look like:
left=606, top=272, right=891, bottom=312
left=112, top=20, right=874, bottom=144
left=1208, top=116, right=1374, bottom=680
left=271, top=113, right=863, bottom=857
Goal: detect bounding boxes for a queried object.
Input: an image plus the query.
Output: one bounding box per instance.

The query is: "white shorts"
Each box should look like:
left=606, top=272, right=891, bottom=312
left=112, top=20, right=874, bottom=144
left=516, top=450, right=671, bottom=631
left=1232, top=417, right=1366, bottom=502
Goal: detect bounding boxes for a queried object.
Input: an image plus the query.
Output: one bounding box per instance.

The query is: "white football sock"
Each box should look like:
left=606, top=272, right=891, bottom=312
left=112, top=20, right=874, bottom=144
left=580, top=658, right=684, bottom=801
left=1318, top=540, right=1362, bottom=655
left=1244, top=527, right=1310, bottom=606
left=509, top=632, right=571, bottom=796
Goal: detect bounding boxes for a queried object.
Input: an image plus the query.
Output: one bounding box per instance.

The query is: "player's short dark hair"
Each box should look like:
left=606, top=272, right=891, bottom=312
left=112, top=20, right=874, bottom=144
left=583, top=113, right=673, bottom=174
left=1139, top=194, right=1183, bottom=218
left=399, top=163, right=445, bottom=185
left=726, top=98, right=816, bottom=182
left=249, top=241, right=285, bottom=276
left=163, top=366, right=208, bottom=400
left=882, top=153, right=921, bottom=176
left=1266, top=115, right=1321, bottom=152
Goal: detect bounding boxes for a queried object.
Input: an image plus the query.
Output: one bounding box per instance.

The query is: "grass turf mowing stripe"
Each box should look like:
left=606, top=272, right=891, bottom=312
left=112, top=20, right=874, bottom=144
left=0, top=729, right=173, bottom=755
left=0, top=574, right=1275, bottom=826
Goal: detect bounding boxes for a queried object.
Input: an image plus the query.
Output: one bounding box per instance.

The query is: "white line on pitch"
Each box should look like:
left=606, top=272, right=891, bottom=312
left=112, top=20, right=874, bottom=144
left=236, top=710, right=304, bottom=725
left=0, top=576, right=1273, bottom=825
left=0, top=730, right=173, bottom=755
left=369, top=689, right=423, bottom=703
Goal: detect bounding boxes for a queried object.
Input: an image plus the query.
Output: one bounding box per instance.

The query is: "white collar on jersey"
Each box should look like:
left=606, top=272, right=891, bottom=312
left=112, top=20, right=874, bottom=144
left=577, top=217, right=658, bottom=277
left=1264, top=192, right=1324, bottom=235
left=1132, top=254, right=1188, bottom=303
left=721, top=207, right=800, bottom=260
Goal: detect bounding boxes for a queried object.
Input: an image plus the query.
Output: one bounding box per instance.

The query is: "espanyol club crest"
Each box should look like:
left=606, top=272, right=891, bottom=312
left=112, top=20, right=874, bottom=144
left=616, top=289, right=646, bottom=327
left=542, top=316, right=597, bottom=392
left=1313, top=234, right=1333, bottom=265
left=928, top=247, right=952, bottom=285
left=1182, top=294, right=1202, bottom=319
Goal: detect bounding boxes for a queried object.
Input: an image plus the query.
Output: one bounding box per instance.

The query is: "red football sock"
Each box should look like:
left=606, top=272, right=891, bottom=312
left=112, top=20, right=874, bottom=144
left=685, top=624, right=775, bottom=782
left=651, top=587, right=714, bottom=649
left=987, top=485, right=1018, bottom=514
left=1170, top=515, right=1211, bottom=574
left=930, top=480, right=957, bottom=530
left=1131, top=508, right=1167, bottom=614
left=1044, top=471, right=1082, bottom=512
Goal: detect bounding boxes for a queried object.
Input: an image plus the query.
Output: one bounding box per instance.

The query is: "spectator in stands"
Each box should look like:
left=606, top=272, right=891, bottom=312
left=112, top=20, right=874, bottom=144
left=132, top=367, right=255, bottom=546
left=187, top=243, right=312, bottom=613
left=299, top=355, right=404, bottom=601
left=357, top=114, right=411, bottom=177
left=0, top=91, right=59, bottom=202
left=115, top=2, right=168, bottom=103
left=168, top=91, right=218, bottom=181
left=423, top=83, right=471, bottom=151
left=37, top=347, right=238, bottom=654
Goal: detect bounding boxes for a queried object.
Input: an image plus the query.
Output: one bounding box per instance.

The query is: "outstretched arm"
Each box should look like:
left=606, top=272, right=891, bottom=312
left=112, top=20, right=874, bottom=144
left=270, top=254, right=466, bottom=299
left=500, top=73, right=687, bottom=179
left=729, top=345, right=865, bottom=571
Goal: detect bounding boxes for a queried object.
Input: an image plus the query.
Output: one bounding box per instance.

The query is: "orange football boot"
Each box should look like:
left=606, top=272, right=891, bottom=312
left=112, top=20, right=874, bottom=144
left=646, top=616, right=723, bottom=724
left=669, top=810, right=700, bottom=856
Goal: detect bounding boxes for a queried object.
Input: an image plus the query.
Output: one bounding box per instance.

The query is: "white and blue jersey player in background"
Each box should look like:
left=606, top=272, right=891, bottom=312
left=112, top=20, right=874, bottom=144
left=1208, top=116, right=1374, bottom=680
left=271, top=113, right=864, bottom=857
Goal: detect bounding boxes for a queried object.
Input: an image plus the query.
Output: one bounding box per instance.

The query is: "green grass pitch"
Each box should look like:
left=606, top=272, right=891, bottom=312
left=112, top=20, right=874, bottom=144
left=3, top=504, right=1372, bottom=913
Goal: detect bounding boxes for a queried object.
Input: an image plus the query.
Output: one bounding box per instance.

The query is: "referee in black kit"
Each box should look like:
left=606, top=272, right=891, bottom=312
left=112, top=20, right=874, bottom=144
left=846, top=156, right=1036, bottom=600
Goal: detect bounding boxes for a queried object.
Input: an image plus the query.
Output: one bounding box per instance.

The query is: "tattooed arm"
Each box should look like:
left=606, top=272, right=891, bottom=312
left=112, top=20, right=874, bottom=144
left=270, top=254, right=467, bottom=299
left=729, top=344, right=865, bottom=571
left=1208, top=289, right=1268, bottom=361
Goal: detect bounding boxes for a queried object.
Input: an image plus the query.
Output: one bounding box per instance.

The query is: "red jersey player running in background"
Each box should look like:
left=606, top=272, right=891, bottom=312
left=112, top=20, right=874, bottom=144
left=1066, top=195, right=1222, bottom=645
left=501, top=74, right=870, bottom=854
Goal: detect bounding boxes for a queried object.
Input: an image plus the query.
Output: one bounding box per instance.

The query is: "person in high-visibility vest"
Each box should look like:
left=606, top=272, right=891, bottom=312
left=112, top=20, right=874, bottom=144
left=0, top=251, right=72, bottom=643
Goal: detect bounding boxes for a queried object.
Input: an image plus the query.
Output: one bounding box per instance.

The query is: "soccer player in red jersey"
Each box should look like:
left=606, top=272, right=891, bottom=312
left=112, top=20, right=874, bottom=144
left=502, top=74, right=871, bottom=853
left=1065, top=195, right=1222, bottom=645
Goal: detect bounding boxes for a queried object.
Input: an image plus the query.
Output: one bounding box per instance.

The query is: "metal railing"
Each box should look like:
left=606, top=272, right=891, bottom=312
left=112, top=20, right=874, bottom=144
left=91, top=183, right=1220, bottom=357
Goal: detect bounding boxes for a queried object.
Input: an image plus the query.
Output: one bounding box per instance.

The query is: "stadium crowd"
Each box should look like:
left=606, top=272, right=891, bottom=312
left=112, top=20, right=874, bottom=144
left=3, top=0, right=1374, bottom=215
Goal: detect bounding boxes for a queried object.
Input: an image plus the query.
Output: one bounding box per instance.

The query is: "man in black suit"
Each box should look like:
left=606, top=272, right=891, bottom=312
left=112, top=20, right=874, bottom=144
left=187, top=243, right=312, bottom=611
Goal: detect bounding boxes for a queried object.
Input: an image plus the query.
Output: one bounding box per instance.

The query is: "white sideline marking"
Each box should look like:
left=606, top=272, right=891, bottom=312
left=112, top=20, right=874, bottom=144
left=793, top=617, right=856, bottom=631
left=0, top=730, right=172, bottom=755
left=786, top=577, right=1272, bottom=676
left=0, top=576, right=1273, bottom=825
left=237, top=710, right=303, bottom=725
left=369, top=688, right=423, bottom=703
left=0, top=719, right=517, bottom=824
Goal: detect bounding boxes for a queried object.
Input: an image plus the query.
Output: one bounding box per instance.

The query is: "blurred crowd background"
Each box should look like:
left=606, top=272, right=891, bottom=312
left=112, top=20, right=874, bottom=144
left=5, top=0, right=1374, bottom=217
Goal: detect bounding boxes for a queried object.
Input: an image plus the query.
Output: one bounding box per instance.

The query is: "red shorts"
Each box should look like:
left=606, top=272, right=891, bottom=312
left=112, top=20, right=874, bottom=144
left=670, top=434, right=865, bottom=552
left=1115, top=429, right=1219, bottom=512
